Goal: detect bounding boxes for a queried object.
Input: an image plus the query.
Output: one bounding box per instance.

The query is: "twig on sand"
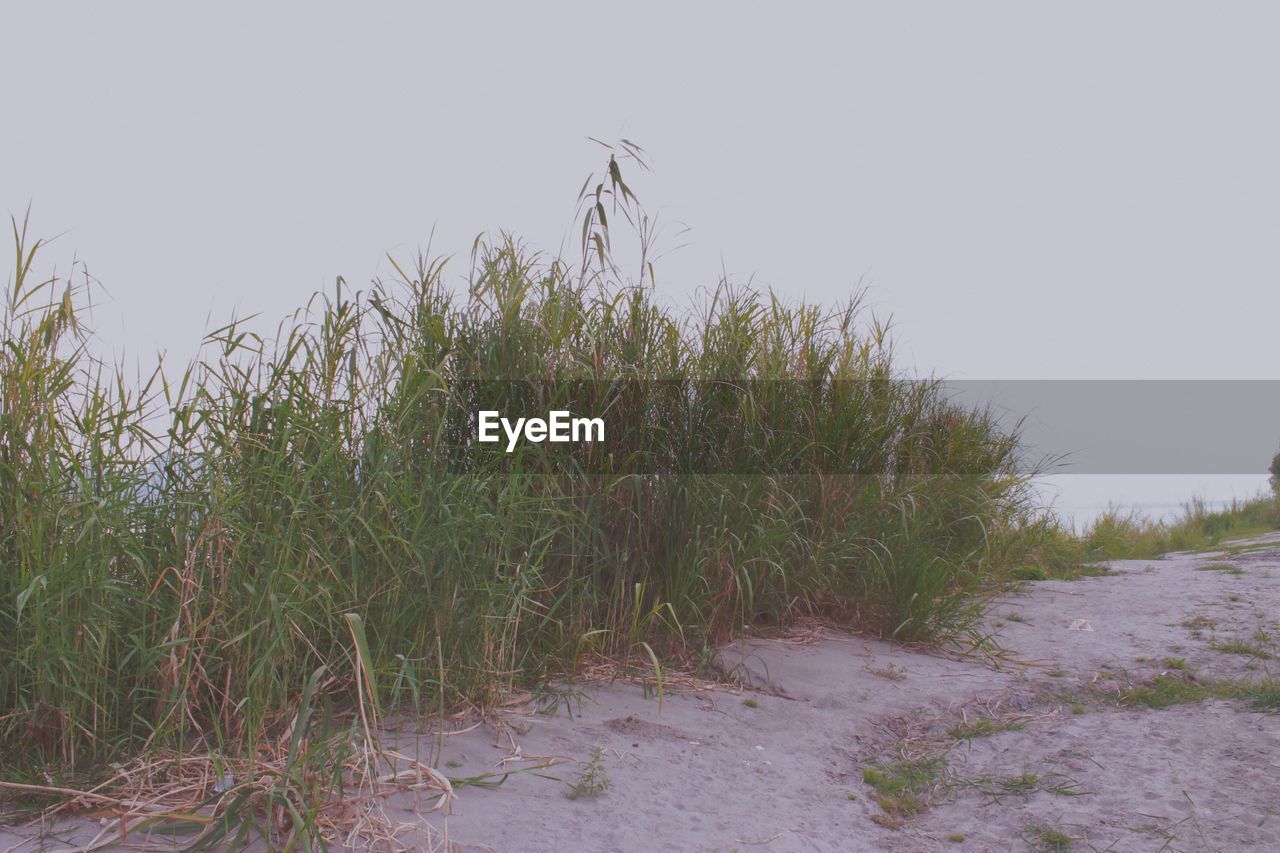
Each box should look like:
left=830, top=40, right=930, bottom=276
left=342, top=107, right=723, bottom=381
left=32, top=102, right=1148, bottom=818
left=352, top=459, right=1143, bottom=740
left=734, top=830, right=787, bottom=845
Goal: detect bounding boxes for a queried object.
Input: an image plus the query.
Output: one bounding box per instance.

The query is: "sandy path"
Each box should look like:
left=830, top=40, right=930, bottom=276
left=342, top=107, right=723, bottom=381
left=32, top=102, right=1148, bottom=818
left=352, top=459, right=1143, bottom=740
left=3, top=535, right=1278, bottom=851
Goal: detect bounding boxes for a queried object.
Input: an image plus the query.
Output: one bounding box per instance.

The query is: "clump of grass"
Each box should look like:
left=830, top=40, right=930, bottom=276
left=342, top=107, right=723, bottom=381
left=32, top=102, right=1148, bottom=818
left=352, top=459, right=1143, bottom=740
left=1163, top=657, right=1188, bottom=670
left=869, top=664, right=907, bottom=682
left=1210, top=640, right=1272, bottom=659
left=1120, top=675, right=1216, bottom=708
left=948, top=717, right=1025, bottom=740
left=741, top=698, right=759, bottom=709
left=1243, top=681, right=1280, bottom=711
left=1023, top=823, right=1078, bottom=852
left=1180, top=615, right=1218, bottom=631
left=0, top=152, right=1046, bottom=804
left=862, top=755, right=947, bottom=818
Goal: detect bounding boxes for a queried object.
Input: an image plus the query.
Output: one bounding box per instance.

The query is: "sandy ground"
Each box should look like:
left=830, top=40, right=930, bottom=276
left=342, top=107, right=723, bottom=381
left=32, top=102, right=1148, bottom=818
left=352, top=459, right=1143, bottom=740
left=4, top=534, right=1279, bottom=851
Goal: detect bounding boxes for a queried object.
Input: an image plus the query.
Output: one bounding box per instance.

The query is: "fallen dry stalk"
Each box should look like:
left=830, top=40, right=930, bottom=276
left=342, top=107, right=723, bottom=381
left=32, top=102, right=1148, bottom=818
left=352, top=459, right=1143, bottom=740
left=8, top=737, right=455, bottom=852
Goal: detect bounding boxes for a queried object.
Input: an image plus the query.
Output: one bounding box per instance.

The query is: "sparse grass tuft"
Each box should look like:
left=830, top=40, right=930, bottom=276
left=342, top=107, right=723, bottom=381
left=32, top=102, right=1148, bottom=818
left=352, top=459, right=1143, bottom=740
left=1118, top=671, right=1280, bottom=712
left=869, top=664, right=907, bottom=682
left=963, top=769, right=1084, bottom=802
left=948, top=717, right=1025, bottom=740
left=1196, top=562, right=1244, bottom=574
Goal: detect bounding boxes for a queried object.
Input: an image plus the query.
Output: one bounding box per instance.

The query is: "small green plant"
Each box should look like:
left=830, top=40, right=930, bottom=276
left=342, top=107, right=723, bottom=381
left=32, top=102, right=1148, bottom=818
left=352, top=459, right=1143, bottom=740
left=1070, top=704, right=1085, bottom=715
left=566, top=746, right=611, bottom=800
left=742, top=697, right=759, bottom=709
left=948, top=833, right=965, bottom=842
left=535, top=683, right=589, bottom=719
left=1163, top=657, right=1188, bottom=670
left=1006, top=612, right=1029, bottom=624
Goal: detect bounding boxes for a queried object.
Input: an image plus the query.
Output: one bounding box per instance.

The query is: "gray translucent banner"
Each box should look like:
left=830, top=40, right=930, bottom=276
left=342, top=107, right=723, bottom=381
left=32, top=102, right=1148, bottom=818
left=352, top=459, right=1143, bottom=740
left=271, top=378, right=1278, bottom=476
left=943, top=380, right=1280, bottom=475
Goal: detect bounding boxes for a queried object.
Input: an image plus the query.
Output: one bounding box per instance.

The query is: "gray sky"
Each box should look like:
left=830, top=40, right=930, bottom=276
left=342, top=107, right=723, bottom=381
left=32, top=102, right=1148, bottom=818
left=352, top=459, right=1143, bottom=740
left=5, top=1, right=1278, bottom=383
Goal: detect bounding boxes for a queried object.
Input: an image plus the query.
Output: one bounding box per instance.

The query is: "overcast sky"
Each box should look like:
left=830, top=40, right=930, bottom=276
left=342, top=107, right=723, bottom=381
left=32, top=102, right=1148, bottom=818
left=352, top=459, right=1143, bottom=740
left=6, top=2, right=1277, bottom=383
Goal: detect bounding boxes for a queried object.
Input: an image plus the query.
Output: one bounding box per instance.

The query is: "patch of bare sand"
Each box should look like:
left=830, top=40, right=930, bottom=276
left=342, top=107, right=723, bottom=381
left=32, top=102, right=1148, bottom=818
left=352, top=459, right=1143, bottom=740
left=3, top=534, right=1278, bottom=851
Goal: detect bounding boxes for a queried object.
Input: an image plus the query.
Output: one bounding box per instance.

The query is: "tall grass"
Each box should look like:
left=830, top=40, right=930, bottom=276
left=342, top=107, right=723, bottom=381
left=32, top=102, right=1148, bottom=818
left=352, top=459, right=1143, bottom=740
left=1, top=153, right=1038, bottom=786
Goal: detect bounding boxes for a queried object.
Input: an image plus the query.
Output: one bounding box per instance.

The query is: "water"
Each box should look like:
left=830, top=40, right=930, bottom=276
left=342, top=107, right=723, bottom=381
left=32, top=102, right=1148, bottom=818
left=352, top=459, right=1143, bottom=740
left=1036, top=474, right=1272, bottom=532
